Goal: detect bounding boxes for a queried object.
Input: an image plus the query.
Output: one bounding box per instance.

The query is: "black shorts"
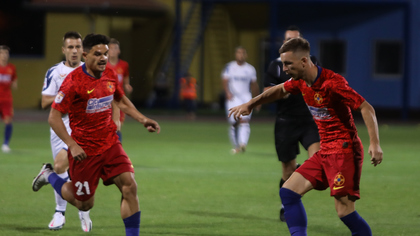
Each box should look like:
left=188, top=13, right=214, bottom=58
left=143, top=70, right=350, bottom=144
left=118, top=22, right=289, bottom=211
left=274, top=116, right=320, bottom=163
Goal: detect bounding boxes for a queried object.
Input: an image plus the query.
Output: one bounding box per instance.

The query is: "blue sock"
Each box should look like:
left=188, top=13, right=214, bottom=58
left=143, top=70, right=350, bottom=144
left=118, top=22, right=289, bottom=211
left=48, top=173, right=66, bottom=199
left=4, top=123, right=12, bottom=145
left=123, top=211, right=141, bottom=236
left=340, top=211, right=372, bottom=236
left=280, top=188, right=307, bottom=236
left=117, top=131, right=122, bottom=142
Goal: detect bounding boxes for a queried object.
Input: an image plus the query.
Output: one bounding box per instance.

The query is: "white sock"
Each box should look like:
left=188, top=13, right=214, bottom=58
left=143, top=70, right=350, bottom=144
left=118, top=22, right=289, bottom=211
left=238, top=123, right=250, bottom=147
left=228, top=125, right=238, bottom=148
left=55, top=172, right=68, bottom=212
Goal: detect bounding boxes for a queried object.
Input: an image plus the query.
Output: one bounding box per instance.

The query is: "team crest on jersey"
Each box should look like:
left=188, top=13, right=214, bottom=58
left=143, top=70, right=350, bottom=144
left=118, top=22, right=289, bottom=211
left=86, top=94, right=113, bottom=113
left=107, top=82, right=115, bottom=92
left=55, top=91, right=65, bottom=104
left=314, top=93, right=323, bottom=104
left=334, top=173, right=345, bottom=187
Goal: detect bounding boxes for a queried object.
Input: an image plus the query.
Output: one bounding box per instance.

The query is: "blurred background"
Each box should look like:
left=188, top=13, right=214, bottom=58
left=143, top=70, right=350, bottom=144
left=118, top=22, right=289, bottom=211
left=1, top=0, right=419, bottom=120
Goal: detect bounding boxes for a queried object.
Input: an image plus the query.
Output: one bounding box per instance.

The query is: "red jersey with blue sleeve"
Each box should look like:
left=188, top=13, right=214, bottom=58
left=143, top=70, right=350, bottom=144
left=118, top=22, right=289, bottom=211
left=283, top=66, right=365, bottom=154
left=52, top=64, right=124, bottom=157
left=0, top=63, right=17, bottom=102
left=106, top=59, right=129, bottom=91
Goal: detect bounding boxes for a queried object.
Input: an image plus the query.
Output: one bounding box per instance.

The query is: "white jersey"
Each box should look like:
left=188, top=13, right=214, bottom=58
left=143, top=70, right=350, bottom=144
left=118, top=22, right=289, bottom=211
left=221, top=61, right=257, bottom=99
left=222, top=61, right=256, bottom=123
left=41, top=61, right=83, bottom=158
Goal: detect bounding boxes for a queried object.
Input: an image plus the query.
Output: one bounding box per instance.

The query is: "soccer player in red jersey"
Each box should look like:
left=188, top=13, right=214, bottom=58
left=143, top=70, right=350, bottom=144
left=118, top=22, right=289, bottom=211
left=0, top=45, right=17, bottom=153
left=229, top=38, right=383, bottom=236
left=32, top=34, right=160, bottom=236
left=107, top=38, right=132, bottom=142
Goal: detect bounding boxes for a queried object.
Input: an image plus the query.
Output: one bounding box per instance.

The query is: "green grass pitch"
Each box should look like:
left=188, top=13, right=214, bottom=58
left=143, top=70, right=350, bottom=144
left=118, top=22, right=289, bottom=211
left=0, top=115, right=419, bottom=235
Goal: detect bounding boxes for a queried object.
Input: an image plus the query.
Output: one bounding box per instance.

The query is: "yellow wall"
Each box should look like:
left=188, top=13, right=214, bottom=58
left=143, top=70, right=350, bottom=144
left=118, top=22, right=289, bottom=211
left=10, top=12, right=110, bottom=109
left=11, top=2, right=269, bottom=108
left=10, top=11, right=171, bottom=108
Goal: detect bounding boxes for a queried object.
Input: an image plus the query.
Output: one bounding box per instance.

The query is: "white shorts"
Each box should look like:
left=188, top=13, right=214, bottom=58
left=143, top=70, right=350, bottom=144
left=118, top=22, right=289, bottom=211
left=225, top=94, right=253, bottom=124
left=50, top=120, right=71, bottom=159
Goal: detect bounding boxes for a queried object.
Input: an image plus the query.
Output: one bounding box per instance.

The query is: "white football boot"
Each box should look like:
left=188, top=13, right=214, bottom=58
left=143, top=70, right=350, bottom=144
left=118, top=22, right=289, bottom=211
left=1, top=144, right=10, bottom=153
left=79, top=210, right=92, bottom=232
left=32, top=163, right=53, bottom=191
left=48, top=212, right=65, bottom=230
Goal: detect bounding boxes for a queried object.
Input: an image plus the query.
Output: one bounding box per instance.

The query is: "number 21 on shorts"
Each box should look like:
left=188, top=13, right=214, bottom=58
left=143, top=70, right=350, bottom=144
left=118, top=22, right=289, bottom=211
left=75, top=181, right=91, bottom=196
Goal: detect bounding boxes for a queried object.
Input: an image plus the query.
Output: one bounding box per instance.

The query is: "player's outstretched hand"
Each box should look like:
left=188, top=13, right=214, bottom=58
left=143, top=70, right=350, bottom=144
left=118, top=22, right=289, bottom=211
left=228, top=103, right=252, bottom=121
left=69, top=143, right=87, bottom=161
left=143, top=118, right=161, bottom=134
left=369, top=144, right=383, bottom=166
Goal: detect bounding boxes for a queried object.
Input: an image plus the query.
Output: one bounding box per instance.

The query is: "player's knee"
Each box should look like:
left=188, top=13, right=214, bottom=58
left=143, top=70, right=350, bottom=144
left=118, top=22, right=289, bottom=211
left=53, top=162, right=67, bottom=174
left=122, top=181, right=138, bottom=198
left=335, top=196, right=355, bottom=218
left=3, top=117, right=12, bottom=124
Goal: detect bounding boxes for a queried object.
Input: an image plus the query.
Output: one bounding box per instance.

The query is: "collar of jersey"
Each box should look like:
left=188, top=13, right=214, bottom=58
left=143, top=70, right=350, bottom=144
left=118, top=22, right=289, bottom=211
left=82, top=64, right=101, bottom=79
left=312, top=65, right=322, bottom=85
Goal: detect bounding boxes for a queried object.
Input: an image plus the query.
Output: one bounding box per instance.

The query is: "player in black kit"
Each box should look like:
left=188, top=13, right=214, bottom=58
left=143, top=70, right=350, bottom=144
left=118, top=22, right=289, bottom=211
left=264, top=26, right=320, bottom=222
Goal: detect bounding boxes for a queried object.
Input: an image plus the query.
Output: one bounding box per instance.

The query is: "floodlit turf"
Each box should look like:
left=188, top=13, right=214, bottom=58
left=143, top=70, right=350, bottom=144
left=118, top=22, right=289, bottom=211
left=0, top=116, right=419, bottom=235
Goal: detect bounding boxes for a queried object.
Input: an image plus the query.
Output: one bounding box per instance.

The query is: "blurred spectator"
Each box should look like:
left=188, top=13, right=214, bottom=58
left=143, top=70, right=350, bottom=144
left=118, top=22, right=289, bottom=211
left=180, top=72, right=198, bottom=120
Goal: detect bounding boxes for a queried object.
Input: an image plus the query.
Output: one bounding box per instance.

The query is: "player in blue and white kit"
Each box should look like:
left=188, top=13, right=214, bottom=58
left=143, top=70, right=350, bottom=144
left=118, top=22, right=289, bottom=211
left=222, top=46, right=260, bottom=154
left=41, top=31, right=92, bottom=231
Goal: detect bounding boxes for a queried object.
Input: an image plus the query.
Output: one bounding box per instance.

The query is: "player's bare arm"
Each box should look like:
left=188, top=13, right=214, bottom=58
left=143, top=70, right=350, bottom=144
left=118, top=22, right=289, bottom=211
left=49, top=108, right=87, bottom=161
left=41, top=95, right=56, bottom=109
left=250, top=81, right=262, bottom=111
left=115, top=96, right=161, bottom=133
left=111, top=100, right=121, bottom=131
left=123, top=75, right=133, bottom=94
left=358, top=100, right=383, bottom=166
left=12, top=80, right=17, bottom=89
left=228, top=83, right=289, bottom=120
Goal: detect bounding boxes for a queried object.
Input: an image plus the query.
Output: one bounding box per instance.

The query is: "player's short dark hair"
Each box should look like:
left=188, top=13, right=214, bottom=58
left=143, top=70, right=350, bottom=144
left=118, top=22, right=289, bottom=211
left=109, top=38, right=120, bottom=46
left=235, top=46, right=246, bottom=53
left=63, top=31, right=82, bottom=42
left=0, top=45, right=10, bottom=52
left=286, top=25, right=301, bottom=33
left=279, top=37, right=310, bottom=54
left=83, top=33, right=110, bottom=52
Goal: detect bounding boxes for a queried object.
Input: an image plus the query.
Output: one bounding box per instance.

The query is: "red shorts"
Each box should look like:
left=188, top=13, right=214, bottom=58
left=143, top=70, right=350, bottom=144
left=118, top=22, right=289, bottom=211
left=120, top=110, right=125, bottom=122
left=296, top=145, right=364, bottom=199
left=0, top=101, right=13, bottom=119
left=68, top=143, right=134, bottom=201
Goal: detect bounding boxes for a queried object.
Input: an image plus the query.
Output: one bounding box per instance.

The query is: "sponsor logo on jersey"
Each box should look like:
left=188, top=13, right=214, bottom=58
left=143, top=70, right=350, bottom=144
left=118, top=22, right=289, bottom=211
left=233, top=76, right=250, bottom=82
left=55, top=91, right=65, bottom=104
left=0, top=74, right=12, bottom=82
left=333, top=172, right=345, bottom=190
left=86, top=94, right=113, bottom=113
left=308, top=106, right=331, bottom=120
left=59, top=73, right=68, bottom=78
left=314, top=93, right=323, bottom=104
left=87, top=88, right=95, bottom=94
